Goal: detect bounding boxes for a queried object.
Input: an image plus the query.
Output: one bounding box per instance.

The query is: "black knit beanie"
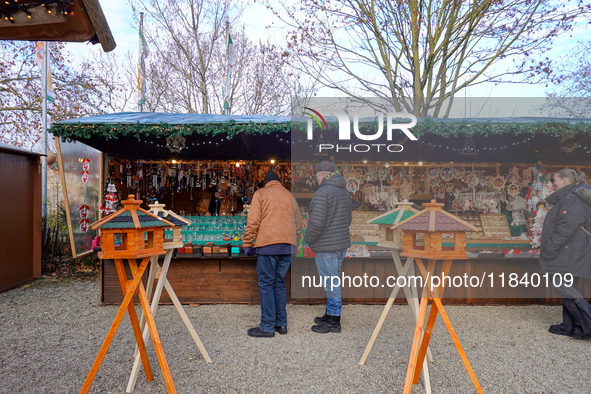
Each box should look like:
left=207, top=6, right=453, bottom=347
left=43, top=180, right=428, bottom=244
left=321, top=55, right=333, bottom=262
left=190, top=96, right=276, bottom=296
left=265, top=170, right=281, bottom=185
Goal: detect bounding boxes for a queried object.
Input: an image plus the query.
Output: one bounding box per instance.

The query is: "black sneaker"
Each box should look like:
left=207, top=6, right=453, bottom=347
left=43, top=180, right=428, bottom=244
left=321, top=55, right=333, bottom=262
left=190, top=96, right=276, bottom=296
left=247, top=327, right=274, bottom=338
left=549, top=324, right=570, bottom=336
left=549, top=325, right=590, bottom=339
left=275, top=326, right=288, bottom=335
left=312, top=316, right=341, bottom=333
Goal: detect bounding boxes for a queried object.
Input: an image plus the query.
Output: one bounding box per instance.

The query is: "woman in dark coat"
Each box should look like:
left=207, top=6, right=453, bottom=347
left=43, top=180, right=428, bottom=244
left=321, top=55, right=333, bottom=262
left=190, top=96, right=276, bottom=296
left=539, top=169, right=591, bottom=339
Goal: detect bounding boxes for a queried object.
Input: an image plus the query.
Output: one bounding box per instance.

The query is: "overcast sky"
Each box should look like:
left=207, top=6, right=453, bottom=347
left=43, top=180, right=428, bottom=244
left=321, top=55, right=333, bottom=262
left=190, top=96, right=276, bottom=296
left=65, top=0, right=589, bottom=104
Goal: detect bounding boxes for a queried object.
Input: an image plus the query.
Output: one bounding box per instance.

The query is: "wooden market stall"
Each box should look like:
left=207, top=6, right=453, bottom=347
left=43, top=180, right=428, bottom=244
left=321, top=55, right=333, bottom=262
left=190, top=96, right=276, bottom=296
left=49, top=113, right=591, bottom=305
left=0, top=143, right=42, bottom=292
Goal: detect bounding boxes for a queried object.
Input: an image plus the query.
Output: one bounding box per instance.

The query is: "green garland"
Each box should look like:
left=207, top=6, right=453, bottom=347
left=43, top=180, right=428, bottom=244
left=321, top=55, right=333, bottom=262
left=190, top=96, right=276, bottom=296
left=50, top=120, right=291, bottom=140
left=290, top=118, right=591, bottom=138
left=50, top=117, right=591, bottom=141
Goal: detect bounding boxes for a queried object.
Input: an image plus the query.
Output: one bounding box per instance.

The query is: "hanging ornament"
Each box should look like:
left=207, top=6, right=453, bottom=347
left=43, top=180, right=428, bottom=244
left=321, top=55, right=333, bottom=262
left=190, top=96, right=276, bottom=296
left=81, top=157, right=90, bottom=183
left=79, top=218, right=90, bottom=233
left=461, top=137, right=477, bottom=155
left=166, top=136, right=186, bottom=153
left=452, top=167, right=465, bottom=179
left=445, top=182, right=455, bottom=194
left=126, top=163, right=132, bottom=188
left=492, top=175, right=506, bottom=190
left=427, top=166, right=438, bottom=178
left=507, top=182, right=520, bottom=198
left=82, top=157, right=90, bottom=171
left=346, top=177, right=360, bottom=193
left=440, top=167, right=453, bottom=182
left=467, top=173, right=480, bottom=188
left=79, top=204, right=90, bottom=219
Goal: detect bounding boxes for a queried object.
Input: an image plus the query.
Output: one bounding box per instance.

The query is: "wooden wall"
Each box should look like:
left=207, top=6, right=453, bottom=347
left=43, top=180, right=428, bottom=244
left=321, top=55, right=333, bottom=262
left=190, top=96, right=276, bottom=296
left=0, top=147, right=41, bottom=292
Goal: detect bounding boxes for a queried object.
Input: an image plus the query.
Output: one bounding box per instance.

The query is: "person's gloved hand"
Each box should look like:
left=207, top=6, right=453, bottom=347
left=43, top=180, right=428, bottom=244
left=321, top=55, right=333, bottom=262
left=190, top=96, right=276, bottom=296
left=244, top=247, right=256, bottom=257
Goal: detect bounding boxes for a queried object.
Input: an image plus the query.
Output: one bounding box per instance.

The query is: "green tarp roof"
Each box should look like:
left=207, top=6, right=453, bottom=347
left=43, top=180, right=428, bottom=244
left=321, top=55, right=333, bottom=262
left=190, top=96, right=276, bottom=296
left=50, top=112, right=591, bottom=140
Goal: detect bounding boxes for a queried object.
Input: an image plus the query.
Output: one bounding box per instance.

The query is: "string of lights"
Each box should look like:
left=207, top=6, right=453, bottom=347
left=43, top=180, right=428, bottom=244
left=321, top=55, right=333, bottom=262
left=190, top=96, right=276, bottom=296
left=0, top=0, right=73, bottom=23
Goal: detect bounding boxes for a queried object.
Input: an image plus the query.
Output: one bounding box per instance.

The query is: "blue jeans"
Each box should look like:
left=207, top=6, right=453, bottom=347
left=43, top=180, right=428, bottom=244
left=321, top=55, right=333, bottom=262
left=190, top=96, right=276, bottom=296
left=315, top=250, right=347, bottom=316
left=257, top=254, right=292, bottom=332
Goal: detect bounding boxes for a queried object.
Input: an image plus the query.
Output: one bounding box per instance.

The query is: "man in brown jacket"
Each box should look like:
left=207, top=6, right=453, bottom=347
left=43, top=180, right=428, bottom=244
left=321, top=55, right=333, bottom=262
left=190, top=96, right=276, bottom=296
left=243, top=169, right=302, bottom=337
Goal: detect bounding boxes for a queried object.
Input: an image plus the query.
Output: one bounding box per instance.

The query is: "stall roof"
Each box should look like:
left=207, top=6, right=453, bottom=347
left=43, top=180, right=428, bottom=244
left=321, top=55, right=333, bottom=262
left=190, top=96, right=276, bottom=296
left=0, top=0, right=116, bottom=52
left=49, top=112, right=591, bottom=163
left=57, top=112, right=291, bottom=125
left=0, top=142, right=42, bottom=157
left=51, top=112, right=591, bottom=141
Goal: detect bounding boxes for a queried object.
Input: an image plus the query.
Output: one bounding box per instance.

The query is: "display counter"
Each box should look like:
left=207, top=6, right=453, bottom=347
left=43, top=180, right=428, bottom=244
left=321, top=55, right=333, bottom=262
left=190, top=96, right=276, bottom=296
left=100, top=254, right=591, bottom=306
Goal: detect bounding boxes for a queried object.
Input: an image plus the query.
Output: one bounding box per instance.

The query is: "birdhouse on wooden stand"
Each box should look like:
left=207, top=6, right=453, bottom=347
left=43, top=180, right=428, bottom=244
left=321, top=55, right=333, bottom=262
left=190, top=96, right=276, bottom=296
left=89, top=195, right=174, bottom=259
left=368, top=201, right=420, bottom=249
left=148, top=200, right=192, bottom=244
left=391, top=200, right=479, bottom=260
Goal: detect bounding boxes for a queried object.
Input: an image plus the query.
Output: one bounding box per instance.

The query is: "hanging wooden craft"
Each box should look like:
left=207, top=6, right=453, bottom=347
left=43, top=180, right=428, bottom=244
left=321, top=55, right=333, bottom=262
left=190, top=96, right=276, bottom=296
left=440, top=166, right=453, bottom=182
left=467, top=173, right=480, bottom=188
left=445, top=182, right=455, bottom=194
left=428, top=166, right=439, bottom=178
left=400, top=180, right=413, bottom=200
left=492, top=175, right=506, bottom=190
left=346, top=177, right=360, bottom=193
left=368, top=193, right=380, bottom=206
left=166, top=136, right=186, bottom=153
left=507, top=182, right=520, bottom=198
left=508, top=166, right=521, bottom=184
left=452, top=166, right=465, bottom=179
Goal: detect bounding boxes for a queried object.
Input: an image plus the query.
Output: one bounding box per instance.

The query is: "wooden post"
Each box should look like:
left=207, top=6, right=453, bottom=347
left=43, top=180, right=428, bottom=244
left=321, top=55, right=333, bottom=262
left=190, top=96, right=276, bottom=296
left=79, top=257, right=151, bottom=394
left=404, top=258, right=483, bottom=394
left=127, top=248, right=211, bottom=393
left=128, top=259, right=177, bottom=394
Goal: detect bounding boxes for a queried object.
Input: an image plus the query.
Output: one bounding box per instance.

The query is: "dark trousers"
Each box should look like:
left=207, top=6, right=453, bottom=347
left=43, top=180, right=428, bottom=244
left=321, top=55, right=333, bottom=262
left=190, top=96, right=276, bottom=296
left=256, top=254, right=292, bottom=332
left=553, top=277, right=591, bottom=336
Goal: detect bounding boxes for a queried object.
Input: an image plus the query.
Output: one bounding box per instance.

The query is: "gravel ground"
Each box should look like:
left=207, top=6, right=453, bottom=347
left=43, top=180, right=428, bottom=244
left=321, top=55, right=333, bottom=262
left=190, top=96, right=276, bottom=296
left=0, top=279, right=589, bottom=394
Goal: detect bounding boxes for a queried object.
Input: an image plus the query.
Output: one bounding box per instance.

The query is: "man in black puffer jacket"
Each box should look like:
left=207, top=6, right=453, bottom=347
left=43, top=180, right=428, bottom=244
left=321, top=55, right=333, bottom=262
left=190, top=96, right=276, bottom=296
left=304, top=161, right=352, bottom=333
left=540, top=169, right=591, bottom=339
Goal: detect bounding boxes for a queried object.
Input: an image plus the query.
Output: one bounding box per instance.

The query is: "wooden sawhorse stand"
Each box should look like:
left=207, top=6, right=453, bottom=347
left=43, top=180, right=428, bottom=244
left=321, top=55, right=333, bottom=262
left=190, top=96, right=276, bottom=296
left=126, top=243, right=212, bottom=393
left=404, top=258, right=483, bottom=394
left=359, top=252, right=433, bottom=394
left=80, top=255, right=177, bottom=394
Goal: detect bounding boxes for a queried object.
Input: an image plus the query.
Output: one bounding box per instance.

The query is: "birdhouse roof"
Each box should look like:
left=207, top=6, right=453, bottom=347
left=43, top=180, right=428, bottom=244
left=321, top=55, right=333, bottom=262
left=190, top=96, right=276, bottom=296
left=148, top=201, right=192, bottom=227
left=90, top=195, right=174, bottom=230
left=155, top=212, right=191, bottom=226
left=391, top=200, right=479, bottom=232
left=369, top=202, right=420, bottom=225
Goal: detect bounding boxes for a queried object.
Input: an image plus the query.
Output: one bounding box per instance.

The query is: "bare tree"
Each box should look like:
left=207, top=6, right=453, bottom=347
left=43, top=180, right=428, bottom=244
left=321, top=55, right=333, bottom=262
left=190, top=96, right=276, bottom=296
left=266, top=0, right=591, bottom=117
left=128, top=0, right=241, bottom=114
left=0, top=41, right=109, bottom=149
left=544, top=41, right=591, bottom=118
left=126, top=0, right=313, bottom=115
left=89, top=51, right=138, bottom=113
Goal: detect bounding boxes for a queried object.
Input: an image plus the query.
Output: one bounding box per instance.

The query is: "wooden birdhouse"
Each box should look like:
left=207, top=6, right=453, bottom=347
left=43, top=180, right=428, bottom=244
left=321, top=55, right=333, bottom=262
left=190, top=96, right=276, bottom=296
left=391, top=200, right=479, bottom=260
left=89, top=195, right=174, bottom=259
left=148, top=200, right=192, bottom=244
left=368, top=201, right=420, bottom=249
